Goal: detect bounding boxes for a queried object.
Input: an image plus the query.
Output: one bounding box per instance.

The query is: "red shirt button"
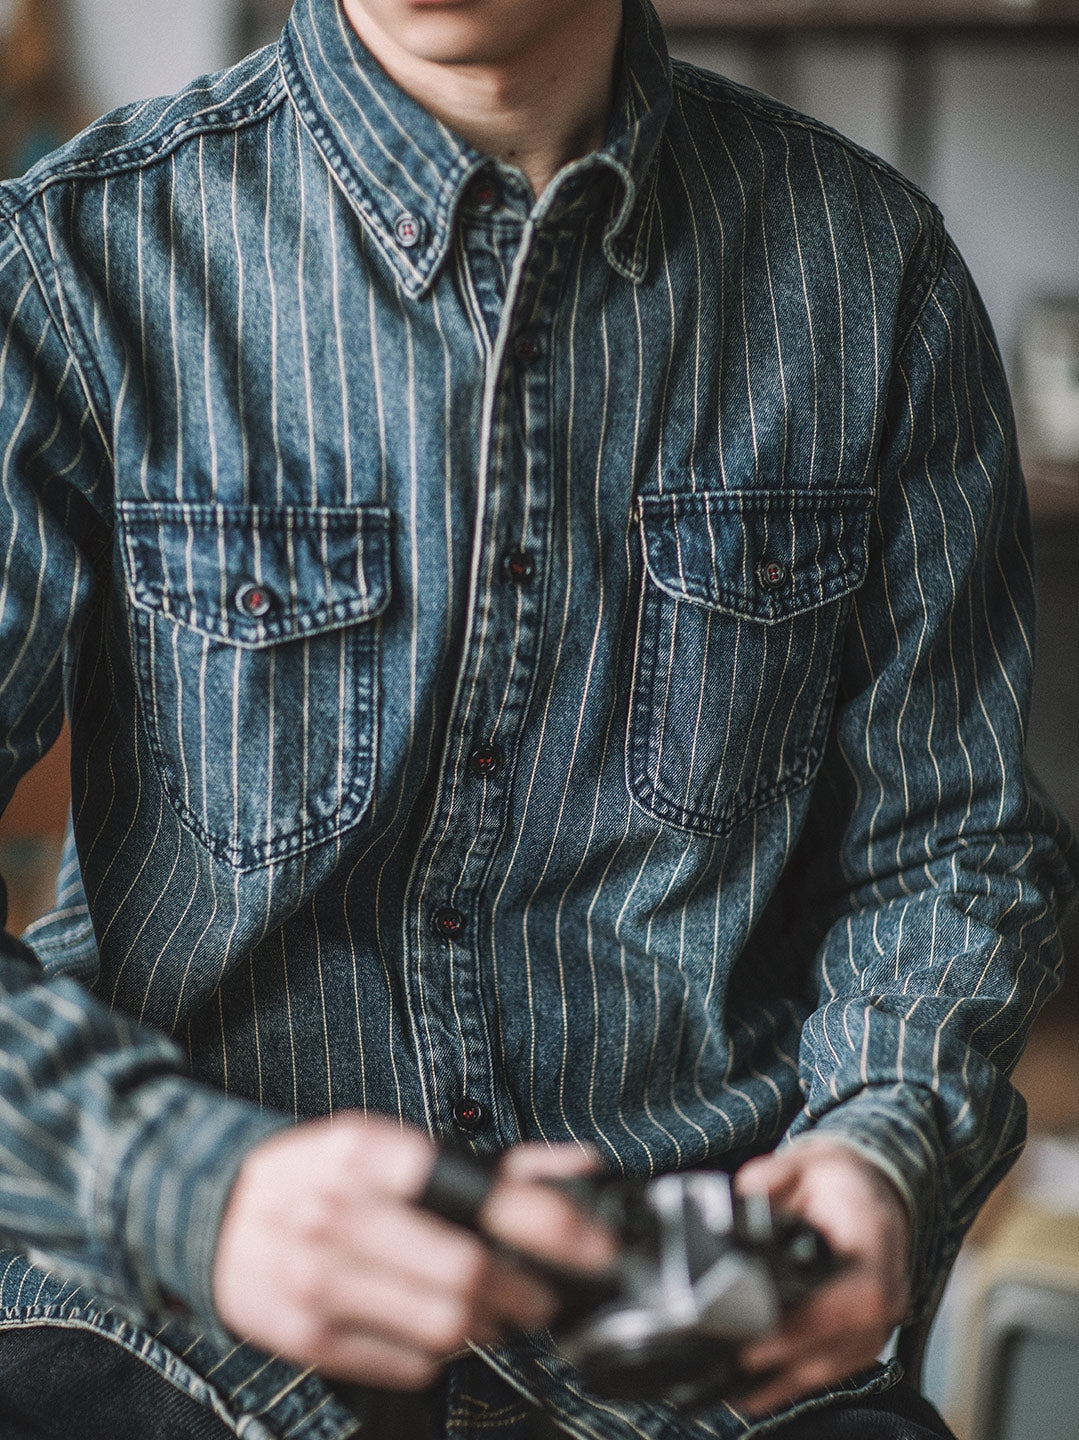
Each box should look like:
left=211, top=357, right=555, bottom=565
left=235, top=582, right=274, bottom=618
left=432, top=906, right=466, bottom=940
left=469, top=178, right=500, bottom=211
left=502, top=549, right=535, bottom=584
left=514, top=335, right=541, bottom=365
left=756, top=558, right=789, bottom=591
left=468, top=746, right=503, bottom=778
left=452, top=1099, right=488, bottom=1131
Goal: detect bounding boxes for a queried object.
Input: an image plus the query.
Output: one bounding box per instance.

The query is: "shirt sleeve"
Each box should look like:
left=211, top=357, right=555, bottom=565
left=0, top=216, right=287, bottom=1327
left=782, top=232, right=1079, bottom=1310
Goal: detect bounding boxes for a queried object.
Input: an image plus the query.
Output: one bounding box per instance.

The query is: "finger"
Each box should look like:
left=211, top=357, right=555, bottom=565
left=498, top=1141, right=604, bottom=1183
left=331, top=1197, right=560, bottom=1326
left=734, top=1148, right=804, bottom=1201
left=480, top=1171, right=616, bottom=1272
left=320, top=1263, right=504, bottom=1353
left=740, top=1276, right=894, bottom=1375
left=740, top=1319, right=891, bottom=1385
left=332, top=1114, right=438, bottom=1203
left=328, top=1226, right=560, bottom=1336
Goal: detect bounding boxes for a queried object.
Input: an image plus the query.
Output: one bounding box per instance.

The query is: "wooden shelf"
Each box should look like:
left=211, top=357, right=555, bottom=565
left=654, top=0, right=1079, bottom=32
left=0, top=724, right=70, bottom=840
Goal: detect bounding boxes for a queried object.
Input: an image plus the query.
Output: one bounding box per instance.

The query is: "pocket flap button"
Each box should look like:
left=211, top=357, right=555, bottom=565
left=755, top=558, right=789, bottom=591
left=235, top=581, right=275, bottom=618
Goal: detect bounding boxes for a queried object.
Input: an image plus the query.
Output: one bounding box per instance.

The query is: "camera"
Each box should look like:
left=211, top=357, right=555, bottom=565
left=417, top=1148, right=837, bottom=1414
left=550, top=1170, right=837, bottom=1412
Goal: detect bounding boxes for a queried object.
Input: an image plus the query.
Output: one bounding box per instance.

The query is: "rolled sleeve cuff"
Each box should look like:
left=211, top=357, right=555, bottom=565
left=786, top=1083, right=950, bottom=1316
left=100, top=1075, right=291, bottom=1329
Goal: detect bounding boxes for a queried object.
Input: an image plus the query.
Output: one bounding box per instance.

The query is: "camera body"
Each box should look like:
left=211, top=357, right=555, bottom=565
left=552, top=1170, right=836, bottom=1412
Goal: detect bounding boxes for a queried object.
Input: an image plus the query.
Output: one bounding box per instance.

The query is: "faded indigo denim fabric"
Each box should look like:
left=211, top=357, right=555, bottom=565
left=0, top=0, right=1075, bottom=1436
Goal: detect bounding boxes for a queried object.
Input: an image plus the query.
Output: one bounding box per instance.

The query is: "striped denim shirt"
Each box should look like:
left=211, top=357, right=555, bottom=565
left=0, top=0, right=1075, bottom=1436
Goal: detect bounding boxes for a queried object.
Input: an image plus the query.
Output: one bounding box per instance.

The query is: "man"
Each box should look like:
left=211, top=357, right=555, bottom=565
left=0, top=0, right=1073, bottom=1437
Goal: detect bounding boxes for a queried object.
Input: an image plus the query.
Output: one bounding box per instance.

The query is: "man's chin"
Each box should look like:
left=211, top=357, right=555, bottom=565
left=389, top=21, right=528, bottom=70
left=342, top=0, right=593, bottom=72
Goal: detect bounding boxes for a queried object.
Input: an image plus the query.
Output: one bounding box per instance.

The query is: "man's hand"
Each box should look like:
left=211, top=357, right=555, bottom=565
left=734, top=1139, right=913, bottom=1415
left=212, top=1115, right=614, bottom=1389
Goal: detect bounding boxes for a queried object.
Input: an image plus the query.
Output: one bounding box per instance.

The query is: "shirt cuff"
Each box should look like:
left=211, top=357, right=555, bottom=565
left=98, top=1074, right=291, bottom=1328
left=785, top=1083, right=949, bottom=1315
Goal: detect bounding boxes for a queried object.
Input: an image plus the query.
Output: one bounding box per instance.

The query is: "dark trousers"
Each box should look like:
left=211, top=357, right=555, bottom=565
left=0, top=1324, right=957, bottom=1439
left=0, top=1325, right=233, bottom=1440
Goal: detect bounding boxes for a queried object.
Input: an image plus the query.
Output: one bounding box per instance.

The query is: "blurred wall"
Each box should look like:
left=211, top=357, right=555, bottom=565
left=66, top=0, right=234, bottom=116
left=932, top=44, right=1079, bottom=370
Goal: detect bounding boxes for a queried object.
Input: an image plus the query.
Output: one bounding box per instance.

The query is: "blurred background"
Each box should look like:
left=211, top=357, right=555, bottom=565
left=1, top=2, right=1078, bottom=1436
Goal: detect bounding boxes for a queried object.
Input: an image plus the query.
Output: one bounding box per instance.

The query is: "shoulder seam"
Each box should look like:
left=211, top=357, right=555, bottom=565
left=668, top=56, right=950, bottom=352
left=894, top=227, right=960, bottom=361
left=3, top=214, right=113, bottom=464
left=0, top=55, right=287, bottom=216
left=669, top=58, right=935, bottom=213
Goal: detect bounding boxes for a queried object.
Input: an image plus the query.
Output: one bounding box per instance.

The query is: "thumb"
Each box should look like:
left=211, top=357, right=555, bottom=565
left=733, top=1146, right=805, bottom=1203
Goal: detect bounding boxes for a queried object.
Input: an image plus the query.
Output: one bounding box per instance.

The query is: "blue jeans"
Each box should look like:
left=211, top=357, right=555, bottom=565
left=0, top=1326, right=956, bottom=1439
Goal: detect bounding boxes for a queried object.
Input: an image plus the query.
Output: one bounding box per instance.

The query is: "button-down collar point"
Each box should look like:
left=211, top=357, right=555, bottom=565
left=280, top=17, right=476, bottom=298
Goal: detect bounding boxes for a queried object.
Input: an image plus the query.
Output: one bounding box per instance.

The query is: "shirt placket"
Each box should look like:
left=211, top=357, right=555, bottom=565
left=402, top=178, right=565, bottom=1150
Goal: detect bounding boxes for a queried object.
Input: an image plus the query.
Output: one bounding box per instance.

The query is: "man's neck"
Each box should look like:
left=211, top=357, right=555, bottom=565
left=339, top=1, right=623, bottom=198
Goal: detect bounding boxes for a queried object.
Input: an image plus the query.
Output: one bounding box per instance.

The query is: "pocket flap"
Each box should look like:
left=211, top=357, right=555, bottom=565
left=637, top=488, right=872, bottom=622
left=119, top=501, right=393, bottom=647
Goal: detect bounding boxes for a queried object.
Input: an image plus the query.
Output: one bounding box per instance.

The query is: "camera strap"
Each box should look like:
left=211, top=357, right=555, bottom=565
left=416, top=1146, right=499, bottom=1233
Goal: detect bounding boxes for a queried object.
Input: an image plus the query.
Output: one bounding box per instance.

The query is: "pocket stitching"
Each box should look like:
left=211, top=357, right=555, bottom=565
left=120, top=502, right=388, bottom=871
left=638, top=487, right=870, bottom=621
left=118, top=501, right=392, bottom=646
left=627, top=488, right=865, bottom=838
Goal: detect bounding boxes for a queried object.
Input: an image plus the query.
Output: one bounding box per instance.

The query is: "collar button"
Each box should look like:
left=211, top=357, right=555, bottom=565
left=394, top=212, right=424, bottom=248
left=469, top=177, right=500, bottom=211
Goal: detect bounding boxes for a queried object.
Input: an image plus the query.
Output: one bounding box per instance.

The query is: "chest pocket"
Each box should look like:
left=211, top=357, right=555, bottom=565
left=119, top=500, right=393, bottom=870
left=627, top=488, right=871, bottom=838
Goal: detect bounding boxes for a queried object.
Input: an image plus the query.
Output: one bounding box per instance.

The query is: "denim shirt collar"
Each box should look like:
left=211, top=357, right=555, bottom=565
left=279, top=0, right=673, bottom=295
